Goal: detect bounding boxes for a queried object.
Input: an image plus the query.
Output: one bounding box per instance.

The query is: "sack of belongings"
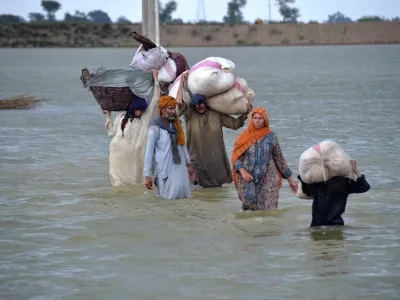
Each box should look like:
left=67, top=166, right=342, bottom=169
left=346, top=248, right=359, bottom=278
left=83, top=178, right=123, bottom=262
left=158, top=52, right=190, bottom=83
left=80, top=67, right=154, bottom=111
left=129, top=32, right=190, bottom=83
left=187, top=57, right=235, bottom=98
left=129, top=45, right=169, bottom=71
left=206, top=77, right=255, bottom=115
left=158, top=58, right=177, bottom=83
left=168, top=57, right=256, bottom=115
left=298, top=140, right=357, bottom=184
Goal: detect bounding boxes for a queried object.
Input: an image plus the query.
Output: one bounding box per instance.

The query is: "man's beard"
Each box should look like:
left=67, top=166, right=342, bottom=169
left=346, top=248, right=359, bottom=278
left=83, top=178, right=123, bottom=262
left=195, top=107, right=206, bottom=115
left=166, top=113, right=176, bottom=121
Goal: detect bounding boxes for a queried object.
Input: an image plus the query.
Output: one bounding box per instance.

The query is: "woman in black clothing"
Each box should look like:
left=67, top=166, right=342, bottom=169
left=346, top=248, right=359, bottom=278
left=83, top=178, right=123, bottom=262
left=298, top=160, right=370, bottom=227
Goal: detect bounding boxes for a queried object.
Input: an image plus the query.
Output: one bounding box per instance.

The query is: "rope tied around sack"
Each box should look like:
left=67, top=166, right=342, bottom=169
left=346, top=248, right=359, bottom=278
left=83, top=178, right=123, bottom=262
left=313, top=143, right=331, bottom=183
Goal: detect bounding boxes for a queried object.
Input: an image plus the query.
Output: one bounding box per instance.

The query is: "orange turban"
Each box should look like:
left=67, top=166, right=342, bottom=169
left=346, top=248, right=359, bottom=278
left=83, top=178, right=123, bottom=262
left=158, top=96, right=185, bottom=145
left=231, top=107, right=282, bottom=188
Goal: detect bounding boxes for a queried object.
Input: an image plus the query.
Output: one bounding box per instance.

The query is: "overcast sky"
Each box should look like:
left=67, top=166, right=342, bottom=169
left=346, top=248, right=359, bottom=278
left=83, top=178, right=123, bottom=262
left=2, top=0, right=399, bottom=23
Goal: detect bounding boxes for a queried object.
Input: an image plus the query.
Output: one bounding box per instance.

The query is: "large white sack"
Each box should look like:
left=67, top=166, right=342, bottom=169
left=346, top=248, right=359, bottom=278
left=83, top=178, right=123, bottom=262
left=187, top=57, right=236, bottom=98
left=158, top=58, right=177, bottom=83
left=168, top=73, right=182, bottom=99
left=299, top=140, right=357, bottom=184
left=206, top=77, right=253, bottom=115
left=295, top=181, right=313, bottom=200
left=198, top=57, right=235, bottom=70
left=129, top=45, right=169, bottom=71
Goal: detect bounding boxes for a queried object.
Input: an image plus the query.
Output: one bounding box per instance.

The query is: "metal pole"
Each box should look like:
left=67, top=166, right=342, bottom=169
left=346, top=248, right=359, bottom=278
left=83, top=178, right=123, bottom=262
left=268, top=0, right=271, bottom=22
left=142, top=0, right=160, bottom=45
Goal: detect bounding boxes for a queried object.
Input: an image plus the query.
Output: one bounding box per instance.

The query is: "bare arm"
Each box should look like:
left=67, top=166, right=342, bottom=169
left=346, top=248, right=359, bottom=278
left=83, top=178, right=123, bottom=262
left=272, top=134, right=297, bottom=193
left=272, top=135, right=291, bottom=179
left=152, top=69, right=160, bottom=101
left=176, top=72, right=187, bottom=109
left=176, top=72, right=192, bottom=120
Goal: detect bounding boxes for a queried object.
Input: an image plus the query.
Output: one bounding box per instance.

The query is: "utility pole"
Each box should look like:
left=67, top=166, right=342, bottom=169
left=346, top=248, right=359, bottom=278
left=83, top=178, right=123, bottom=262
left=142, top=0, right=160, bottom=44
left=196, top=0, right=207, bottom=22
left=268, top=0, right=272, bottom=22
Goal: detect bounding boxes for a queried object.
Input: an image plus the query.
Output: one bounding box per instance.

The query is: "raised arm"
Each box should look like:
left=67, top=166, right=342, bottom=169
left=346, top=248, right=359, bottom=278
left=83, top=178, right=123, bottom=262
left=220, top=113, right=246, bottom=130
left=346, top=160, right=371, bottom=194
left=152, top=69, right=160, bottom=102
left=219, top=102, right=251, bottom=130
left=176, top=72, right=192, bottom=121
left=272, top=134, right=297, bottom=193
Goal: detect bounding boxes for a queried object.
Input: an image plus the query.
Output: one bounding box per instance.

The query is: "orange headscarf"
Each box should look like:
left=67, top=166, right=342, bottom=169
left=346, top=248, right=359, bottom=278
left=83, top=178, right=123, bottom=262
left=231, top=107, right=282, bottom=188
left=158, top=96, right=185, bottom=145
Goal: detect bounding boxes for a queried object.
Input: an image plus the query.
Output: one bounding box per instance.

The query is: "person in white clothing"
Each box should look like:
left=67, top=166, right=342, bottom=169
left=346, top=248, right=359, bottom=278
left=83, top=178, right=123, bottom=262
left=104, top=70, right=160, bottom=186
left=143, top=95, right=195, bottom=199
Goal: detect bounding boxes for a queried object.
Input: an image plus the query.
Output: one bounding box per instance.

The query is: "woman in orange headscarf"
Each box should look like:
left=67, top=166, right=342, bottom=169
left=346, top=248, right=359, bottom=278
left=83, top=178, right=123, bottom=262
left=231, top=107, right=298, bottom=211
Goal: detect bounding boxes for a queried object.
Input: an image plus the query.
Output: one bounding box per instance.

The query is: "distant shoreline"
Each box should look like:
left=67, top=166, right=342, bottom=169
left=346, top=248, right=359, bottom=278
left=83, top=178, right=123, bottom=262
left=0, top=42, right=398, bottom=49
left=1, top=22, right=399, bottom=48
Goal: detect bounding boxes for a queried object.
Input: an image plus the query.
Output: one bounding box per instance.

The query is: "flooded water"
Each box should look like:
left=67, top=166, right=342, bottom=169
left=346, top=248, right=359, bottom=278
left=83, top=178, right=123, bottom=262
left=1, top=45, right=399, bottom=300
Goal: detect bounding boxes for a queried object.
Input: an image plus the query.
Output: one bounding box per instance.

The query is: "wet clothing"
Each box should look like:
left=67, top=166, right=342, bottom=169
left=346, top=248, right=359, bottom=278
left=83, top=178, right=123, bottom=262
left=299, top=175, right=370, bottom=227
left=143, top=124, right=191, bottom=200
left=106, top=82, right=159, bottom=186
left=234, top=133, right=292, bottom=210
left=178, top=103, right=245, bottom=187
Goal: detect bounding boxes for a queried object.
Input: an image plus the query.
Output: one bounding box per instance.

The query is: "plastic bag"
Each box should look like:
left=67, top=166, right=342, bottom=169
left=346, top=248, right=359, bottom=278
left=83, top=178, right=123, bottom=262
left=129, top=45, right=169, bottom=71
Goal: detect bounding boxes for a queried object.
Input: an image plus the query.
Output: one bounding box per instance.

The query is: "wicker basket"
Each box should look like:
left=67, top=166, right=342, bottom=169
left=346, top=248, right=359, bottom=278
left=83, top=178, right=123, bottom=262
left=81, top=68, right=134, bottom=111
left=89, top=86, right=134, bottom=111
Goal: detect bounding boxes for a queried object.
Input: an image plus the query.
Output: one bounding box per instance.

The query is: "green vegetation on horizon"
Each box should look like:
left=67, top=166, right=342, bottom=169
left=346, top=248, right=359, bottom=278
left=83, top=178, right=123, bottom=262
left=0, top=0, right=398, bottom=25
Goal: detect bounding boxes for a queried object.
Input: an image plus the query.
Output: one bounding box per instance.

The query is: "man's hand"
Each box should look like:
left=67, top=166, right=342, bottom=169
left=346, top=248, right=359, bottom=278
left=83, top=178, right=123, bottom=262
left=102, top=109, right=111, bottom=118
left=145, top=177, right=153, bottom=189
left=180, top=71, right=189, bottom=82
left=239, top=168, right=254, bottom=182
left=240, top=103, right=253, bottom=120
left=187, top=165, right=196, bottom=181
left=350, top=160, right=361, bottom=178
left=247, top=102, right=253, bottom=113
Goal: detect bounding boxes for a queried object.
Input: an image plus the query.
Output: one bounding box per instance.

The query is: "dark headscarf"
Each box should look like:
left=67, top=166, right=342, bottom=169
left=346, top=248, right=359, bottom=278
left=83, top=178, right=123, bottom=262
left=121, top=97, right=148, bottom=136
left=192, top=94, right=206, bottom=106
